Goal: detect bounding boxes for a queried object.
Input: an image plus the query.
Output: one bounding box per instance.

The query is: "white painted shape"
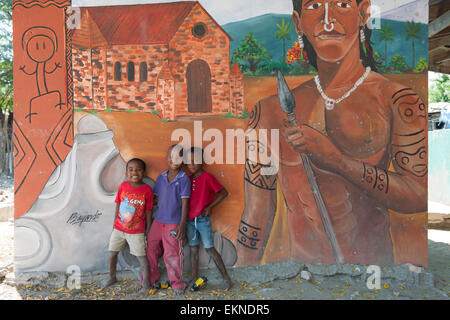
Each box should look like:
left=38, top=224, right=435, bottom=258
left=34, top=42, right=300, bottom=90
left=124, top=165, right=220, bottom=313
left=44, top=166, right=61, bottom=188
left=15, top=115, right=124, bottom=272
left=37, top=149, right=75, bottom=201
left=77, top=114, right=109, bottom=134
left=29, top=144, right=78, bottom=215
left=14, top=226, right=41, bottom=258
left=14, top=218, right=52, bottom=271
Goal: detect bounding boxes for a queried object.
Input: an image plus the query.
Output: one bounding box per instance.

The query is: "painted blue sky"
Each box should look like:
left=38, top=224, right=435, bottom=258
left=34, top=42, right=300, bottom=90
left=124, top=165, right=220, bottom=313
left=72, top=0, right=427, bottom=25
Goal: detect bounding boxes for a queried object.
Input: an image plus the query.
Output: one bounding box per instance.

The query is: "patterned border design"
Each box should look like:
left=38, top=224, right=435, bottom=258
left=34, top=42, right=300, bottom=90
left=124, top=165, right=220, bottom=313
left=13, top=0, right=71, bottom=10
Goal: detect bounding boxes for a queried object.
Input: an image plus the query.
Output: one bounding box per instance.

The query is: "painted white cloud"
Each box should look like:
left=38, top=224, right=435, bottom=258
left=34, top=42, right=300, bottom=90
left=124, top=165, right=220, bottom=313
left=72, top=0, right=292, bottom=24
left=72, top=0, right=422, bottom=25
left=376, top=0, right=416, bottom=12
left=381, top=0, right=428, bottom=23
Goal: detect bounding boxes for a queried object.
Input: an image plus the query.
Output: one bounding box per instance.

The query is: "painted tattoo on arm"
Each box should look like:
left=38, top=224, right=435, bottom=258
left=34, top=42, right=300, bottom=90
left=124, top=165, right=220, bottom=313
left=362, top=163, right=389, bottom=194
left=247, top=102, right=261, bottom=131
left=244, top=158, right=277, bottom=191
left=358, top=88, right=427, bottom=186
left=244, top=103, right=277, bottom=190
left=237, top=103, right=277, bottom=258
left=391, top=88, right=428, bottom=178
left=393, top=131, right=427, bottom=178
left=237, top=220, right=261, bottom=250
left=240, top=139, right=277, bottom=252
left=347, top=87, right=427, bottom=212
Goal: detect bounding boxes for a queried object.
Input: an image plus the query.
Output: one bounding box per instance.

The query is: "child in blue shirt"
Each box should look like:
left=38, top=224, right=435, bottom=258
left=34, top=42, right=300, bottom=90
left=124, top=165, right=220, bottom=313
left=146, top=145, right=191, bottom=295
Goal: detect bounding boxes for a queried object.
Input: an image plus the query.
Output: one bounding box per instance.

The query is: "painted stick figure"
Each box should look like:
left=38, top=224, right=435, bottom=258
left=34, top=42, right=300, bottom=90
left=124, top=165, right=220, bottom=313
left=20, top=26, right=65, bottom=123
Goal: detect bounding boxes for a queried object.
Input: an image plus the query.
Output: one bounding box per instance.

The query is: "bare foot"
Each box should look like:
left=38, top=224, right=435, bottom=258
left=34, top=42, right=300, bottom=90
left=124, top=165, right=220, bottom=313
left=139, top=286, right=150, bottom=295
left=187, top=279, right=196, bottom=291
left=221, top=278, right=233, bottom=290
left=102, top=277, right=117, bottom=289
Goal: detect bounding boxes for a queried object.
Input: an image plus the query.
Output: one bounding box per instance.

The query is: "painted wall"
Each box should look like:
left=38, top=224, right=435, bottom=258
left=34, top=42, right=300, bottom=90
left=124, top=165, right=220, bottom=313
left=71, top=3, right=244, bottom=119
left=13, top=0, right=429, bottom=274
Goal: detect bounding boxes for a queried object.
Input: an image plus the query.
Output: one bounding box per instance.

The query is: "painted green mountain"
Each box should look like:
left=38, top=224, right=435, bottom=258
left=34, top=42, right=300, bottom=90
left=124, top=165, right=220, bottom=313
left=223, top=14, right=295, bottom=65
left=222, top=13, right=428, bottom=71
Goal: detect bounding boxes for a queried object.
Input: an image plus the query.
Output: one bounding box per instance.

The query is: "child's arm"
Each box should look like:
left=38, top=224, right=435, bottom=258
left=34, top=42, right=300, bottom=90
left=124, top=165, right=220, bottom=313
left=114, top=184, right=122, bottom=227
left=145, top=209, right=152, bottom=234
left=146, top=188, right=155, bottom=234
left=204, top=187, right=228, bottom=217
left=113, top=203, right=119, bottom=227
left=176, top=198, right=190, bottom=240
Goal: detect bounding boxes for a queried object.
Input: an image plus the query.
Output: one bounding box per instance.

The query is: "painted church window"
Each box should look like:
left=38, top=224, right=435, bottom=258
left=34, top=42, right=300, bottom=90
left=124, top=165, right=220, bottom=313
left=140, top=62, right=148, bottom=82
left=127, top=61, right=135, bottom=82
left=114, top=62, right=121, bottom=81
left=192, top=22, right=207, bottom=38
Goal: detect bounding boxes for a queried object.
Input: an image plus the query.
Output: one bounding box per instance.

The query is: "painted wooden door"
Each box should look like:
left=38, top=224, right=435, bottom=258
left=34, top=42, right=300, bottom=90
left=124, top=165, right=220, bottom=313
left=187, top=59, right=212, bottom=113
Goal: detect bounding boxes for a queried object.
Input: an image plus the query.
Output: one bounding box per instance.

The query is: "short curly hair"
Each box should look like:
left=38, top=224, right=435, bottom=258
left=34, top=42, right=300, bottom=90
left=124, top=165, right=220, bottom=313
left=126, top=158, right=146, bottom=172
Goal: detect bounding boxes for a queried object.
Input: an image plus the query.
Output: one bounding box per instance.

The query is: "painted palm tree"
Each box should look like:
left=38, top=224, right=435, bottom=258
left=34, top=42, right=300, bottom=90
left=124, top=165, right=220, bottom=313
left=275, top=18, right=293, bottom=64
left=404, top=21, right=422, bottom=69
left=378, top=23, right=394, bottom=67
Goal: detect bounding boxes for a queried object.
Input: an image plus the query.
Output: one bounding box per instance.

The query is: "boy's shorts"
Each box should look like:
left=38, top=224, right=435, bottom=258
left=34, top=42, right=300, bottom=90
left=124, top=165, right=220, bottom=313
left=186, top=212, right=215, bottom=249
left=108, top=229, right=146, bottom=257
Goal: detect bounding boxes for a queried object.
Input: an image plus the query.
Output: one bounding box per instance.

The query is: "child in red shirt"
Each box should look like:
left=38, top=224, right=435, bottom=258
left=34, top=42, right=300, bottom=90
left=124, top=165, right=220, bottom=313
left=186, top=147, right=232, bottom=290
left=104, top=158, right=153, bottom=292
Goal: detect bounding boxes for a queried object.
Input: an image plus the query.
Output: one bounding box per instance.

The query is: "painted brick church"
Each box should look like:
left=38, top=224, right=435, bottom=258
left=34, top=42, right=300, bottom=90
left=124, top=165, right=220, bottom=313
left=72, top=1, right=244, bottom=120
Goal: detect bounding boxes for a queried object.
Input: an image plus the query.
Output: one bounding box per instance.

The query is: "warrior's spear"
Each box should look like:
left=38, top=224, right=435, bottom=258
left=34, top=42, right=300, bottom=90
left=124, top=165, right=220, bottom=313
left=277, top=70, right=345, bottom=264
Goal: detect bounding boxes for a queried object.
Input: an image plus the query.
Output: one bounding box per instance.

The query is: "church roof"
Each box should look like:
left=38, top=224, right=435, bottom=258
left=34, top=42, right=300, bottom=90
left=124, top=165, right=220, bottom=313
left=73, top=1, right=230, bottom=47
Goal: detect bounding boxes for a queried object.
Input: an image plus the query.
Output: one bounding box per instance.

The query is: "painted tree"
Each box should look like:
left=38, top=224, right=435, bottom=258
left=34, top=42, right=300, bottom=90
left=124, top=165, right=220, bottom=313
left=404, top=21, right=422, bottom=69
left=378, top=23, right=394, bottom=67
left=389, top=54, right=409, bottom=73
left=231, top=33, right=272, bottom=73
left=275, top=18, right=292, bottom=64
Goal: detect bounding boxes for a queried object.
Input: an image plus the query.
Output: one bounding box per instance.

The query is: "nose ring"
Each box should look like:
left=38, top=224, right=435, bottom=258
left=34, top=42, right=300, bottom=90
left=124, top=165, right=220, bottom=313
left=324, top=22, right=335, bottom=32
left=323, top=2, right=335, bottom=32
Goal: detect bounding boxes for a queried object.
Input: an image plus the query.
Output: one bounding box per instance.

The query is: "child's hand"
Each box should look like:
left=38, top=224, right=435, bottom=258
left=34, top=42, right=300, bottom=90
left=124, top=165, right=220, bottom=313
left=204, top=206, right=212, bottom=217
left=176, top=222, right=186, bottom=240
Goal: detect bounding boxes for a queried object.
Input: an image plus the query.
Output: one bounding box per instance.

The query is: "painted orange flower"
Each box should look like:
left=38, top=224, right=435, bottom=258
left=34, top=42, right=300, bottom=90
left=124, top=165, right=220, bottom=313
left=287, top=41, right=307, bottom=64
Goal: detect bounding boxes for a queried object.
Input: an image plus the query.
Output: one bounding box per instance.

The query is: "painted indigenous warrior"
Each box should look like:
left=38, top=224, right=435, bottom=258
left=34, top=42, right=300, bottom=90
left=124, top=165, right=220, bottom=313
left=237, top=0, right=427, bottom=265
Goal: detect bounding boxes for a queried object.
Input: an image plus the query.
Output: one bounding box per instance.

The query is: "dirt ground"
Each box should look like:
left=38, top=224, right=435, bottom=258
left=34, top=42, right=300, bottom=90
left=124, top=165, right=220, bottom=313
left=1, top=174, right=449, bottom=301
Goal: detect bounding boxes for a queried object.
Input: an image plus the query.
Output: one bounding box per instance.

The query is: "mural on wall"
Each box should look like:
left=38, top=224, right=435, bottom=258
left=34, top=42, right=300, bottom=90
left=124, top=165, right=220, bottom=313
left=71, top=2, right=244, bottom=120
left=13, top=0, right=74, bottom=220
left=13, top=0, right=429, bottom=273
left=236, top=0, right=429, bottom=267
